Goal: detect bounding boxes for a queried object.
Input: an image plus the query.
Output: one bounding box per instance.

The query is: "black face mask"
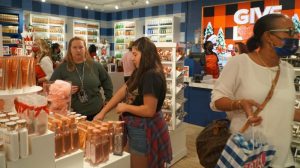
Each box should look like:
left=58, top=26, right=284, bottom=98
left=207, top=45, right=213, bottom=51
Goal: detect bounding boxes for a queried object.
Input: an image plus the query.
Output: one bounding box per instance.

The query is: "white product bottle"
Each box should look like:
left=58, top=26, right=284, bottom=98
left=0, top=119, right=9, bottom=143
left=17, top=120, right=28, bottom=158
left=4, top=121, right=19, bottom=161
left=0, top=143, right=6, bottom=168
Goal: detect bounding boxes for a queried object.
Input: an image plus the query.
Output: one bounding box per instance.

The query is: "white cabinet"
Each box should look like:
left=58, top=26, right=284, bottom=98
left=72, top=20, right=100, bottom=47
left=155, top=42, right=186, bottom=130
left=114, top=21, right=136, bottom=59
left=25, top=13, right=65, bottom=50
left=146, top=17, right=180, bottom=43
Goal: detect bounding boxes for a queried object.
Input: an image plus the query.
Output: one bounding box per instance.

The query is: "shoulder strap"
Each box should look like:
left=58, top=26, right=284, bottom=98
left=240, top=66, right=281, bottom=133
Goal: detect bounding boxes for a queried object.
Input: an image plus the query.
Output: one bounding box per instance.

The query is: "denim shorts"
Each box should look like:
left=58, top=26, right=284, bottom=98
left=127, top=125, right=147, bottom=155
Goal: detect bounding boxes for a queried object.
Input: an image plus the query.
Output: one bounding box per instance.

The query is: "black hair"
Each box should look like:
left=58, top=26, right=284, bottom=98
left=88, top=44, right=97, bottom=54
left=203, top=41, right=213, bottom=50
left=51, top=43, right=60, bottom=52
left=246, top=14, right=286, bottom=52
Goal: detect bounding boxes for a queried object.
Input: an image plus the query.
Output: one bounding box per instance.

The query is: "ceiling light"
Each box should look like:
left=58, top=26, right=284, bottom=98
left=146, top=0, right=149, bottom=4
left=41, top=0, right=46, bottom=2
left=85, top=5, right=89, bottom=9
left=115, top=5, right=119, bottom=10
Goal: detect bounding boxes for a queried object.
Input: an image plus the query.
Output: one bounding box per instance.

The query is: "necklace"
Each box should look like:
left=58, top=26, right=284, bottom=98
left=75, top=62, right=85, bottom=89
left=256, top=52, right=280, bottom=72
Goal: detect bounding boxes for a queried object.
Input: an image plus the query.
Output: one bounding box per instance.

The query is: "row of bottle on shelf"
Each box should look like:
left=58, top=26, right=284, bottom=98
left=150, top=36, right=173, bottom=43
left=87, top=30, right=98, bottom=36
left=2, top=26, right=18, bottom=34
left=75, top=30, right=98, bottom=36
left=115, top=38, right=133, bottom=44
left=147, top=19, right=173, bottom=27
left=49, top=113, right=124, bottom=165
left=147, top=27, right=172, bottom=35
left=49, top=26, right=63, bottom=33
left=115, top=30, right=135, bottom=36
left=115, top=23, right=135, bottom=29
left=49, top=36, right=64, bottom=42
left=87, top=38, right=98, bottom=43
left=2, top=36, right=20, bottom=45
left=74, top=22, right=99, bottom=29
left=32, top=17, right=64, bottom=25
left=0, top=14, right=18, bottom=24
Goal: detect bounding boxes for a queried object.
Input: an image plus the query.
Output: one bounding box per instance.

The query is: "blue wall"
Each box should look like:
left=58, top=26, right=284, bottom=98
left=0, top=0, right=249, bottom=48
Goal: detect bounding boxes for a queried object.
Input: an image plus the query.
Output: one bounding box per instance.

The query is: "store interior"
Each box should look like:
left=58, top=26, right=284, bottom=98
left=0, top=0, right=300, bottom=167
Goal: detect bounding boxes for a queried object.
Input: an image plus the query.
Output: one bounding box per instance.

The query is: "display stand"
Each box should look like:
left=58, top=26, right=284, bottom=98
left=55, top=150, right=84, bottom=168
left=6, top=131, right=55, bottom=168
left=155, top=42, right=187, bottom=165
left=83, top=152, right=130, bottom=168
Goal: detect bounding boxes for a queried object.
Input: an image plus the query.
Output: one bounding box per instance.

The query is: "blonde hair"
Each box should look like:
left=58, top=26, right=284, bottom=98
left=33, top=39, right=51, bottom=61
left=65, top=37, right=93, bottom=72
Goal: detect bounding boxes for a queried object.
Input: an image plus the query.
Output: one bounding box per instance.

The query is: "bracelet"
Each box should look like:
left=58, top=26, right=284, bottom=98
left=230, top=100, right=236, bottom=111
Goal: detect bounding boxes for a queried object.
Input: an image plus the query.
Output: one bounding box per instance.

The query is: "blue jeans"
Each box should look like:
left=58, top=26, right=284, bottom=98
left=127, top=125, right=147, bottom=155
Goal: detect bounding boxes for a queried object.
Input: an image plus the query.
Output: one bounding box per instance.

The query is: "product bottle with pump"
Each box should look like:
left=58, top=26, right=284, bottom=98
left=113, top=127, right=123, bottom=156
left=90, top=129, right=103, bottom=165
left=61, top=118, right=71, bottom=154
left=53, top=120, right=63, bottom=158
left=17, top=119, right=28, bottom=158
left=0, top=119, right=9, bottom=143
left=4, top=121, right=19, bottom=161
left=69, top=116, right=79, bottom=152
left=85, top=127, right=93, bottom=160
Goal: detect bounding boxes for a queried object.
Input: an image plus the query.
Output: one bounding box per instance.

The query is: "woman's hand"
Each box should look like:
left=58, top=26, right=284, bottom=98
left=71, top=86, right=79, bottom=94
left=240, top=99, right=263, bottom=126
left=93, top=112, right=105, bottom=121
left=116, top=103, right=127, bottom=114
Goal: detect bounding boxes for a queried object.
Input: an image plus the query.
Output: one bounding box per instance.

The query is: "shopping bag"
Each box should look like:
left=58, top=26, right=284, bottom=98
left=215, top=133, right=276, bottom=168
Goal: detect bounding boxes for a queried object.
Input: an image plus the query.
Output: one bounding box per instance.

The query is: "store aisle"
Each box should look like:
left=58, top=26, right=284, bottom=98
left=171, top=123, right=204, bottom=168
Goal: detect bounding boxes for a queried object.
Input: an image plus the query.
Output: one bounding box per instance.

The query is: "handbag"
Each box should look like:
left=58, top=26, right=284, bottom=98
left=196, top=66, right=280, bottom=168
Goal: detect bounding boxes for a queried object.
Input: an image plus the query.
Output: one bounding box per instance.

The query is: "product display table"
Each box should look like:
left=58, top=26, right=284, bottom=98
left=83, top=152, right=130, bottom=168
left=55, top=150, right=84, bottom=168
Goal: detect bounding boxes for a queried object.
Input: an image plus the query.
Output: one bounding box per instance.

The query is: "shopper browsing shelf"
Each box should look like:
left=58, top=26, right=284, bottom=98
left=50, top=37, right=113, bottom=121
left=210, top=14, right=300, bottom=167
left=94, top=37, right=172, bottom=168
left=32, top=39, right=54, bottom=86
left=121, top=41, right=136, bottom=82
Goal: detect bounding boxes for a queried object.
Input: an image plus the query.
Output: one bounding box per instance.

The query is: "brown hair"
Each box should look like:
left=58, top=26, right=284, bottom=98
left=235, top=42, right=249, bottom=54
left=65, top=37, right=93, bottom=72
left=127, top=37, right=166, bottom=93
left=33, top=39, right=51, bottom=61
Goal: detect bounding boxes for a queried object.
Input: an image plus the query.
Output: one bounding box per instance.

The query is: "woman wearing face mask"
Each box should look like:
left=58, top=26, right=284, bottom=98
left=211, top=14, right=300, bottom=167
left=32, top=39, right=54, bottom=85
left=203, top=41, right=219, bottom=78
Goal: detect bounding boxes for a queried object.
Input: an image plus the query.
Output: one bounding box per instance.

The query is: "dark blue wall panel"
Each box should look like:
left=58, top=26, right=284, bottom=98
left=166, top=4, right=173, bottom=15
left=145, top=7, right=151, bottom=17
left=133, top=9, right=139, bottom=18
left=32, top=1, right=41, bottom=12
left=151, top=6, right=158, bottom=16
left=12, top=0, right=22, bottom=8
left=139, top=8, right=145, bottom=18
left=51, top=4, right=59, bottom=15
left=74, top=8, right=81, bottom=17
left=41, top=2, right=51, bottom=14
left=88, top=11, right=95, bottom=20
left=81, top=9, right=88, bottom=18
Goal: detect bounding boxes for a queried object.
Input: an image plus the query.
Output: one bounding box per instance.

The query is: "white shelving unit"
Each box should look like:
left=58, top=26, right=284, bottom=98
left=25, top=13, right=65, bottom=51
left=114, top=21, right=136, bottom=59
left=156, top=42, right=186, bottom=130
left=72, top=20, right=100, bottom=47
left=145, top=17, right=180, bottom=43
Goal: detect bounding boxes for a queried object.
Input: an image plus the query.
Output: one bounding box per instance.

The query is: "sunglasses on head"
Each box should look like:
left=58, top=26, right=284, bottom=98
left=269, top=28, right=299, bottom=37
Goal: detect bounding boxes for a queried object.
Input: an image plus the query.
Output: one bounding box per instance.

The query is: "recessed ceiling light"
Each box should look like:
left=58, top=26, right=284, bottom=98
left=41, top=0, right=46, bottom=2
left=146, top=0, right=149, bottom=4
left=85, top=5, right=89, bottom=9
left=115, top=5, right=119, bottom=10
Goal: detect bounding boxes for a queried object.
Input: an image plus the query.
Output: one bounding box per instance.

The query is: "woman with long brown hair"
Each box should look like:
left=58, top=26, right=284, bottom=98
left=50, top=37, right=113, bottom=120
left=94, top=37, right=172, bottom=168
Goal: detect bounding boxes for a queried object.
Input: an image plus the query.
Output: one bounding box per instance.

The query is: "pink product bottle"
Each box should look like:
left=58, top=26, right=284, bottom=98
left=107, top=121, right=114, bottom=153
left=61, top=118, right=71, bottom=154
left=69, top=116, right=79, bottom=152
left=53, top=120, right=63, bottom=158
left=100, top=127, right=110, bottom=162
left=85, top=127, right=94, bottom=160
left=90, top=129, right=103, bottom=165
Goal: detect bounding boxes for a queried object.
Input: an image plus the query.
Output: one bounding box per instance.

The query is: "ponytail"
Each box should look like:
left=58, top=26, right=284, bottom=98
left=246, top=36, right=260, bottom=52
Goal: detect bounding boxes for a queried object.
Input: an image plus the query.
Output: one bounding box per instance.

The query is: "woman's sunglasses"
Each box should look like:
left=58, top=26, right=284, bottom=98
left=269, top=28, right=299, bottom=37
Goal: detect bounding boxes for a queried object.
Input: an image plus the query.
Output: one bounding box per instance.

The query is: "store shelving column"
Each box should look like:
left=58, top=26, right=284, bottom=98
left=156, top=42, right=187, bottom=166
left=72, top=20, right=100, bottom=47
left=114, top=21, right=136, bottom=59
